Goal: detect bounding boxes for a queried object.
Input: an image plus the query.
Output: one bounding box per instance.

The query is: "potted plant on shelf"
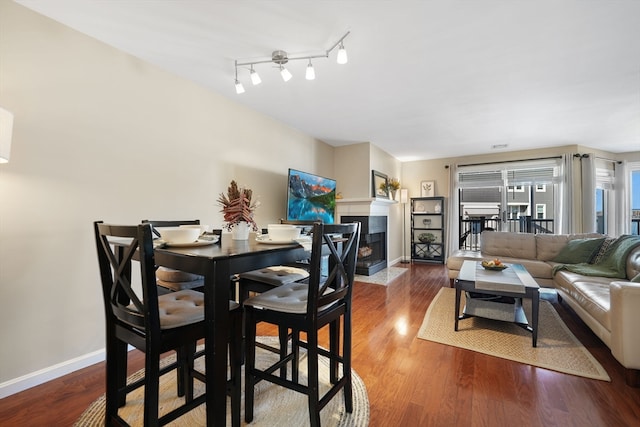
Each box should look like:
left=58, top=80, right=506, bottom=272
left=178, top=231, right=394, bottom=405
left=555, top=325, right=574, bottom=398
left=388, top=178, right=401, bottom=200
left=217, top=180, right=259, bottom=240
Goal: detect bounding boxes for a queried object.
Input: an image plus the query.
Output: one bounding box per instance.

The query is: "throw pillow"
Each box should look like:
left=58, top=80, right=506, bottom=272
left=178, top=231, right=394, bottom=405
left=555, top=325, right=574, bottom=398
left=553, top=238, right=605, bottom=264
left=591, top=236, right=616, bottom=264
left=631, top=273, right=640, bottom=283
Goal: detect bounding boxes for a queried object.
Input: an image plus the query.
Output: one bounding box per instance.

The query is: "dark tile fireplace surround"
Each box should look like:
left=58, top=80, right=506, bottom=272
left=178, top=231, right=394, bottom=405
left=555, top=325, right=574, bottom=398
left=341, top=215, right=387, bottom=276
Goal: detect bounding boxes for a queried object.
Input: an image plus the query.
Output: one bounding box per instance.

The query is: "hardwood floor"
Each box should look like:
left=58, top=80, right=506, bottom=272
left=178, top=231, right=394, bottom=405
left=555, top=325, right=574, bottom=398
left=1, top=264, right=639, bottom=426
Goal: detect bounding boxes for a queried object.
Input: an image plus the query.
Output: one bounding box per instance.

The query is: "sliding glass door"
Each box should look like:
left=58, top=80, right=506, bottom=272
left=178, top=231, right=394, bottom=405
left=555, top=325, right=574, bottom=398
left=456, top=158, right=562, bottom=250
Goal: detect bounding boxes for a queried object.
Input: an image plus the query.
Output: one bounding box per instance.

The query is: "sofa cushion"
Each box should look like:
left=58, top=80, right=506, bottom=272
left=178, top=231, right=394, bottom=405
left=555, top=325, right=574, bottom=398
left=480, top=231, right=536, bottom=259
left=446, top=250, right=483, bottom=273
left=535, top=234, right=570, bottom=261
left=553, top=238, right=605, bottom=264
left=512, top=259, right=554, bottom=281
left=535, top=233, right=604, bottom=261
left=554, top=270, right=612, bottom=330
left=626, top=246, right=640, bottom=280
left=571, top=281, right=612, bottom=331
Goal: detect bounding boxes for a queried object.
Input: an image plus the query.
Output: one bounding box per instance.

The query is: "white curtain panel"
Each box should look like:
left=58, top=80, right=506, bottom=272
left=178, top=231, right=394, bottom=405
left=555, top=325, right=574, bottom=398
left=615, top=160, right=630, bottom=236
left=581, top=154, right=597, bottom=233
left=446, top=164, right=458, bottom=258
left=560, top=154, right=575, bottom=234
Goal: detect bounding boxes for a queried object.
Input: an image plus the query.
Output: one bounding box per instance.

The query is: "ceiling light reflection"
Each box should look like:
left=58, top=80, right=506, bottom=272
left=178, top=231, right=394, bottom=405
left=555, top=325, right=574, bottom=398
left=395, top=317, right=408, bottom=336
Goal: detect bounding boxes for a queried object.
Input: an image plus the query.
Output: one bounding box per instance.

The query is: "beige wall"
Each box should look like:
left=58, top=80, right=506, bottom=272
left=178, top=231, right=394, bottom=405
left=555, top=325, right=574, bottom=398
left=0, top=1, right=338, bottom=389
left=333, top=143, right=403, bottom=263
left=333, top=143, right=370, bottom=199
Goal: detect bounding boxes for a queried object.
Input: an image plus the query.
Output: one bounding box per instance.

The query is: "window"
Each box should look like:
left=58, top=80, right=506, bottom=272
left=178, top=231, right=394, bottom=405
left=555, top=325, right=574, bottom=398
left=596, top=188, right=606, bottom=234
left=508, top=205, right=524, bottom=220
left=631, top=167, right=640, bottom=235
left=595, top=159, right=614, bottom=234
left=456, top=157, right=562, bottom=245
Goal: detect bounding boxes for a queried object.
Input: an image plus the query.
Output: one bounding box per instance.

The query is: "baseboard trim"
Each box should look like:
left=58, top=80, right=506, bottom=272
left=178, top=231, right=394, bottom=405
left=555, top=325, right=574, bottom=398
left=0, top=348, right=106, bottom=398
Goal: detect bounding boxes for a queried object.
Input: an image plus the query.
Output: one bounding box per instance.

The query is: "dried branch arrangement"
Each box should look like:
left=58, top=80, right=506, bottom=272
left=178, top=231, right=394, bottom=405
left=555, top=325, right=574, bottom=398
left=217, top=180, right=259, bottom=231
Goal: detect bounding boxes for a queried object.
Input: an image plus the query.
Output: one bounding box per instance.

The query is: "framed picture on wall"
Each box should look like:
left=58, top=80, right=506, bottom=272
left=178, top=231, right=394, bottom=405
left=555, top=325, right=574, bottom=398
left=372, top=170, right=389, bottom=198
left=421, top=180, right=435, bottom=197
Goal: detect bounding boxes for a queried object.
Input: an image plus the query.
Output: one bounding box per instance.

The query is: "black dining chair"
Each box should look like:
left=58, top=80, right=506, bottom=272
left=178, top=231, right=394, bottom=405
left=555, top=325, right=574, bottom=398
left=236, top=221, right=310, bottom=373
left=243, top=222, right=361, bottom=427
left=94, top=221, right=242, bottom=427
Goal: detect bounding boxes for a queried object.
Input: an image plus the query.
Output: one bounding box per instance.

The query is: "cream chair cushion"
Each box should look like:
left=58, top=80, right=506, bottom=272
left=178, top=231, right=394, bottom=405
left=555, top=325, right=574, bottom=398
left=239, top=266, right=309, bottom=286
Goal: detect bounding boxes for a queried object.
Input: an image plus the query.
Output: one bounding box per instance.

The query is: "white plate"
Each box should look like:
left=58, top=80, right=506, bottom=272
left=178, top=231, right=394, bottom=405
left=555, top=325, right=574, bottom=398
left=255, top=235, right=296, bottom=244
left=163, top=239, right=217, bottom=248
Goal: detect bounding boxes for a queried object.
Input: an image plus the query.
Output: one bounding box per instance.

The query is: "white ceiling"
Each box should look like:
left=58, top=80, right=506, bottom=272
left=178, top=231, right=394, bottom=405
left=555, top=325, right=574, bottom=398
left=15, top=0, right=640, bottom=160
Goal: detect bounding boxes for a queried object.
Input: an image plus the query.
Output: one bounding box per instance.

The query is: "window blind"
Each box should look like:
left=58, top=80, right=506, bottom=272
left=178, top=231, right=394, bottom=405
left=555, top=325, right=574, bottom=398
left=457, top=158, right=562, bottom=188
left=595, top=158, right=615, bottom=190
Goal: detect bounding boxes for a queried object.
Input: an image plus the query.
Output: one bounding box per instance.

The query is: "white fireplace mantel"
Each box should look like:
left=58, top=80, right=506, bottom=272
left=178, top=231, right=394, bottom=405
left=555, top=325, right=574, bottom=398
left=336, top=197, right=397, bottom=217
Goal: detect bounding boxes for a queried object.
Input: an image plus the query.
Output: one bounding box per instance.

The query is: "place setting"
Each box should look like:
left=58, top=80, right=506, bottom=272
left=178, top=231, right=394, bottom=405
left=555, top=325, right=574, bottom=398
left=154, top=224, right=219, bottom=247
left=256, top=224, right=312, bottom=249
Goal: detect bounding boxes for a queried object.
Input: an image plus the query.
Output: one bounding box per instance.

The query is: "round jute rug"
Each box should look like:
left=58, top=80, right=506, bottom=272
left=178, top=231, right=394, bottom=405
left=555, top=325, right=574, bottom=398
left=74, top=338, right=369, bottom=426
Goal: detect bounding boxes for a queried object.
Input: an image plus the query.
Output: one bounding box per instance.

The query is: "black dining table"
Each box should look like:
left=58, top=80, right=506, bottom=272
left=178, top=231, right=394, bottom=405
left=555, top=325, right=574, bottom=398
left=153, top=236, right=308, bottom=426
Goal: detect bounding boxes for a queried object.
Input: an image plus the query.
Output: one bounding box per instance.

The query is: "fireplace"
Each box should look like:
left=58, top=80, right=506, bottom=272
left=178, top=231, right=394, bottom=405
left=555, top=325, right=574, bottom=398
left=341, top=215, right=387, bottom=275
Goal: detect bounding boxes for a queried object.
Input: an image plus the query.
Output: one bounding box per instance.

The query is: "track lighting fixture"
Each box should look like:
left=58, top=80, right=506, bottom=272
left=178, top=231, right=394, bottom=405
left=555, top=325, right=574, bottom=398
left=233, top=31, right=350, bottom=93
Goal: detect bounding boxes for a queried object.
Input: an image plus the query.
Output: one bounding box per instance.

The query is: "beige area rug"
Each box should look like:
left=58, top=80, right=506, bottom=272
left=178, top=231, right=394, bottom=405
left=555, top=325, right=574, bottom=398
left=75, top=337, right=369, bottom=426
left=417, top=287, right=610, bottom=381
left=355, top=266, right=408, bottom=285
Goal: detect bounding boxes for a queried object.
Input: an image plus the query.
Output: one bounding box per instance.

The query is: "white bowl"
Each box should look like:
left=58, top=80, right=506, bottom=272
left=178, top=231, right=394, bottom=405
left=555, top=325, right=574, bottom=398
left=267, top=224, right=301, bottom=241
left=157, top=227, right=201, bottom=244
left=179, top=224, right=210, bottom=235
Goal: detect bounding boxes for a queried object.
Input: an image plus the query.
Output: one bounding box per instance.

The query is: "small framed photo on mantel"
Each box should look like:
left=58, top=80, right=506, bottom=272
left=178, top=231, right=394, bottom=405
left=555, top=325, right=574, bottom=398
left=421, top=181, right=435, bottom=197
left=372, top=170, right=389, bottom=198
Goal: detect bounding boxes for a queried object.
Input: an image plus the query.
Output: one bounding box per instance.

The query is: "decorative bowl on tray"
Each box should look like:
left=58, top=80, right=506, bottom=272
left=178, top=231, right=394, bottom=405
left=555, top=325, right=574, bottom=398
left=418, top=233, right=436, bottom=243
left=481, top=260, right=508, bottom=270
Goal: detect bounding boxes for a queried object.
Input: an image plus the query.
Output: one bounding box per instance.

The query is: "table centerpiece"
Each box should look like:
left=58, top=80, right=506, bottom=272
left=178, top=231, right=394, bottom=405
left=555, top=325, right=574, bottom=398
left=217, top=180, right=259, bottom=240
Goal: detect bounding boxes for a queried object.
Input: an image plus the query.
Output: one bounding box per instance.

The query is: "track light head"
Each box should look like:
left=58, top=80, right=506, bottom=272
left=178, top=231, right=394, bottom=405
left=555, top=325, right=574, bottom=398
left=250, top=65, right=261, bottom=85
left=235, top=79, right=245, bottom=94
left=305, top=60, right=315, bottom=80
left=337, top=42, right=348, bottom=64
left=280, top=65, right=292, bottom=82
